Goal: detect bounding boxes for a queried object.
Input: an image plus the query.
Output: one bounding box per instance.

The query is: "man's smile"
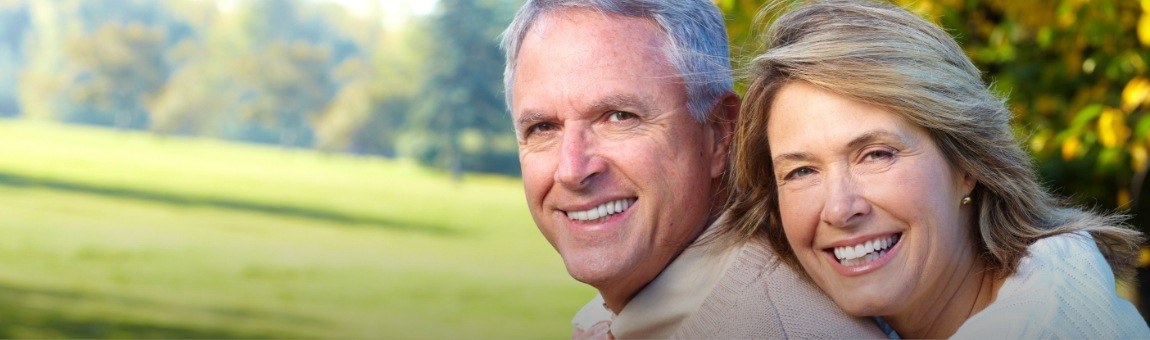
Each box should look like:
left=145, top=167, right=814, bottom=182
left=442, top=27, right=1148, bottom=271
left=563, top=198, right=637, bottom=222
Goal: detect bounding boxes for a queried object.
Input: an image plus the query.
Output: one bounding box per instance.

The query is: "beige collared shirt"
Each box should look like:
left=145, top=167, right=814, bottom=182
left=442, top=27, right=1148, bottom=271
left=572, top=217, right=739, bottom=338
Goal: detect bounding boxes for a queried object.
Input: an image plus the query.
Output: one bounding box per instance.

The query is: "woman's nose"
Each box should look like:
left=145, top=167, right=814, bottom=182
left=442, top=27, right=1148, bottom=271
left=820, top=170, right=871, bottom=228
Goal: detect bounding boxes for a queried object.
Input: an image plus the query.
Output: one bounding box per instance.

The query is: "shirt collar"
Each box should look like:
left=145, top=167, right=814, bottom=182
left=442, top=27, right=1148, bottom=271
left=572, top=212, right=740, bottom=338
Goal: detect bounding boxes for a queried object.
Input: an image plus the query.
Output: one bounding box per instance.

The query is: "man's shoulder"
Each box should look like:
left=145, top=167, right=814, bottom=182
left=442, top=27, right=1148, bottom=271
left=672, top=240, right=784, bottom=338
left=675, top=240, right=885, bottom=338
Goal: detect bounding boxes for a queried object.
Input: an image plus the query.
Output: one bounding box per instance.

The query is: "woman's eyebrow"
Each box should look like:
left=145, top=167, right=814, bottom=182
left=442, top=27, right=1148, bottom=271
left=772, top=151, right=812, bottom=168
left=846, top=130, right=902, bottom=150
left=771, top=130, right=902, bottom=165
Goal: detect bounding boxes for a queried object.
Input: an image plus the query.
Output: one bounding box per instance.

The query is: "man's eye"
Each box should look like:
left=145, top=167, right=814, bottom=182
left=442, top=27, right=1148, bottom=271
left=526, top=123, right=556, bottom=137
left=608, top=111, right=637, bottom=122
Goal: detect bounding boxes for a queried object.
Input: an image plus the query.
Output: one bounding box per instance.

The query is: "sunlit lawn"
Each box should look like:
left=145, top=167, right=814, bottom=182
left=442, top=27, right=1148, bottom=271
left=0, top=119, right=592, bottom=338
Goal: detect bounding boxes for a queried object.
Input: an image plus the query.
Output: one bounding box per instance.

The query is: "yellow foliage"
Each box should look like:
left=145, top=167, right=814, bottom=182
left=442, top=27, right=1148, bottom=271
left=1122, top=77, right=1150, bottom=112
left=1030, top=130, right=1052, bottom=154
left=1141, top=12, right=1150, bottom=47
left=1133, top=143, right=1149, bottom=172
left=1097, top=108, right=1130, bottom=148
left=1057, top=2, right=1078, bottom=28
left=1062, top=136, right=1082, bottom=161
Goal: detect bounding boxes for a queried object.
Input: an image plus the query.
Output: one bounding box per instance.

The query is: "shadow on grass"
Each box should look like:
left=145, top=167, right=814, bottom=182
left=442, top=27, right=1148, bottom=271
left=0, top=172, right=461, bottom=236
left=0, top=280, right=318, bottom=338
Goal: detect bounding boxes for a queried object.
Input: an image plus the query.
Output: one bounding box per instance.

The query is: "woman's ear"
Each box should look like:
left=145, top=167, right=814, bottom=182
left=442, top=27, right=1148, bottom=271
left=959, top=170, right=977, bottom=198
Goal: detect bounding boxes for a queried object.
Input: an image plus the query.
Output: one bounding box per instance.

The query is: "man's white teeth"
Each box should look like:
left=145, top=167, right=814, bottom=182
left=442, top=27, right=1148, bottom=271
left=834, top=234, right=900, bottom=263
left=566, top=198, right=635, bottom=221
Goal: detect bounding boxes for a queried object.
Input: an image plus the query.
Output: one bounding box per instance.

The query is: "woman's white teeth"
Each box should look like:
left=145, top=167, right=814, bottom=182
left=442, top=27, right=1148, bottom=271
left=834, top=234, right=899, bottom=264
left=567, top=198, right=635, bottom=221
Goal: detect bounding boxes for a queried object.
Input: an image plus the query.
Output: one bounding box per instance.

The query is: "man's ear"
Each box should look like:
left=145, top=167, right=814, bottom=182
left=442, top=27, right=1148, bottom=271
left=709, top=92, right=740, bottom=179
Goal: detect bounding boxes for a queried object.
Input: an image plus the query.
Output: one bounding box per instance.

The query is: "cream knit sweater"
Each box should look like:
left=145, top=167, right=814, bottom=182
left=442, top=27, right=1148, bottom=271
left=673, top=240, right=885, bottom=338
left=951, top=232, right=1150, bottom=338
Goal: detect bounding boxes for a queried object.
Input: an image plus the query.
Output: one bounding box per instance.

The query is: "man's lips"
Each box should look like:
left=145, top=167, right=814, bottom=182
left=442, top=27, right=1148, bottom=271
left=563, top=198, right=636, bottom=221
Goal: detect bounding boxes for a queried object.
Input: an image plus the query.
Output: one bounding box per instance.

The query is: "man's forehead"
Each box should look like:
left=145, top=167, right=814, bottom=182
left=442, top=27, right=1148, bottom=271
left=511, top=11, right=677, bottom=112
left=529, top=7, right=656, bottom=37
left=521, top=8, right=669, bottom=58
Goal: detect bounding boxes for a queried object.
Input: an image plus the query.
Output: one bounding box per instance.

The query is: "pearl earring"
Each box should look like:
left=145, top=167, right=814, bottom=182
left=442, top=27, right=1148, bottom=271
left=961, top=196, right=972, bottom=206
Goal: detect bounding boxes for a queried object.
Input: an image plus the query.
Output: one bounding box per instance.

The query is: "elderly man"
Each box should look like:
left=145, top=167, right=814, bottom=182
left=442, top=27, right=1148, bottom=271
left=500, top=1, right=884, bottom=338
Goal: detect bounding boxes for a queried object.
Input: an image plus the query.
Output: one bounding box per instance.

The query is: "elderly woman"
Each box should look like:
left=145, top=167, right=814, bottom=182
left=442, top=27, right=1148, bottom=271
left=725, top=0, right=1150, bottom=338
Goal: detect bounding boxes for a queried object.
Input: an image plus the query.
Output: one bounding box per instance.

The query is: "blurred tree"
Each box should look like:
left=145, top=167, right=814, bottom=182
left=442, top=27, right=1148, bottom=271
left=148, top=43, right=234, bottom=136
left=222, top=0, right=355, bottom=147
left=406, top=0, right=520, bottom=178
left=312, top=2, right=417, bottom=158
left=233, top=40, right=334, bottom=147
left=67, top=22, right=167, bottom=129
left=347, top=24, right=426, bottom=158
left=18, top=0, right=78, bottom=122
left=0, top=1, right=28, bottom=117
left=13, top=0, right=539, bottom=176
left=19, top=0, right=190, bottom=128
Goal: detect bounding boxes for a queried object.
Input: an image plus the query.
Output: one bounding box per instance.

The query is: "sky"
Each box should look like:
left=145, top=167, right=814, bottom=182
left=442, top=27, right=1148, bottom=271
left=331, top=0, right=437, bottom=29
left=216, top=0, right=438, bottom=29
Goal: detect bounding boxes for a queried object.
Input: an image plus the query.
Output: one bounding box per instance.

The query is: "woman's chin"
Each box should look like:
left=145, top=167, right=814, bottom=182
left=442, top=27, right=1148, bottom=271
left=829, top=292, right=897, bottom=318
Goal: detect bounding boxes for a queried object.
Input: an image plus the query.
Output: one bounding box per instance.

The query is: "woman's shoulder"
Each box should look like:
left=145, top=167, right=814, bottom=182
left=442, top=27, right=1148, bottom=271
left=1014, top=232, right=1122, bottom=298
left=1026, top=231, right=1098, bottom=260
left=952, top=232, right=1150, bottom=338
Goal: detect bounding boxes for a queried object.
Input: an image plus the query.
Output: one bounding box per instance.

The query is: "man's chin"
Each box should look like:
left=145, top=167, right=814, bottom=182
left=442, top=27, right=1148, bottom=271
left=563, top=258, right=631, bottom=288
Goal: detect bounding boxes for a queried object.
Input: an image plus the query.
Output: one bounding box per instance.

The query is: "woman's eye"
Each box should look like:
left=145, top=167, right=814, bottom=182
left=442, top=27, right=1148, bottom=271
left=608, top=111, right=637, bottom=122
left=783, top=167, right=815, bottom=180
left=863, top=149, right=895, bottom=161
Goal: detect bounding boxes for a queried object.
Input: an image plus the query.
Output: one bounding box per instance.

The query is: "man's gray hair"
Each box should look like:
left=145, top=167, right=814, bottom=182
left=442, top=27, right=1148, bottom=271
left=500, top=0, right=733, bottom=122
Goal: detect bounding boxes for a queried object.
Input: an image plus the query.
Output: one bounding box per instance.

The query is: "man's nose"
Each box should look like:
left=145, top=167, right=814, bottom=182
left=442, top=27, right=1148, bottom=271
left=555, top=128, right=606, bottom=191
left=820, top=169, right=871, bottom=228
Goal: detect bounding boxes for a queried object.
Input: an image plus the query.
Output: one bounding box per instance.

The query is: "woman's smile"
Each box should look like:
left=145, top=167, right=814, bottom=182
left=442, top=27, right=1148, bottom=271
left=824, top=232, right=902, bottom=276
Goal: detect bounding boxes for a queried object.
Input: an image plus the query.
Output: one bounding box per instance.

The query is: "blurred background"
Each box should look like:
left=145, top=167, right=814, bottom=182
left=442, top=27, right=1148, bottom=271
left=0, top=0, right=1145, bottom=337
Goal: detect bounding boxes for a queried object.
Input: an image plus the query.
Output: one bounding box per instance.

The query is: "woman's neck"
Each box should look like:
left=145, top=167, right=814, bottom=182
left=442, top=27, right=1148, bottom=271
left=886, top=259, right=1002, bottom=338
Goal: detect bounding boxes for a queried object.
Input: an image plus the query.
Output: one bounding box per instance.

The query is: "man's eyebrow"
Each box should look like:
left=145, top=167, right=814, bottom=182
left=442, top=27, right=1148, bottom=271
left=590, top=94, right=653, bottom=114
left=513, top=93, right=654, bottom=131
left=516, top=111, right=549, bottom=129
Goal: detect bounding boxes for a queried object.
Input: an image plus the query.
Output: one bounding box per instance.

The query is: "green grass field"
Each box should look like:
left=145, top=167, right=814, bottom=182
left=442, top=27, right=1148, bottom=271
left=0, top=119, right=593, bottom=338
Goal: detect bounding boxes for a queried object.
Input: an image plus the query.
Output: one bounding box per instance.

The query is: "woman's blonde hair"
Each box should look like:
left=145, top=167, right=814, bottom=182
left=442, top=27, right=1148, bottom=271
left=727, top=0, right=1144, bottom=280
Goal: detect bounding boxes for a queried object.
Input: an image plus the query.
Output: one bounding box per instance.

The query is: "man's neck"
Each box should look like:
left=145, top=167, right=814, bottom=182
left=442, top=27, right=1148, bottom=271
left=598, top=222, right=715, bottom=313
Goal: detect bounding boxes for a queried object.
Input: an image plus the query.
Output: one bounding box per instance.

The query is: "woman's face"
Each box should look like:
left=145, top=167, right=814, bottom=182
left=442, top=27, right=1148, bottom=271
left=766, top=82, right=977, bottom=317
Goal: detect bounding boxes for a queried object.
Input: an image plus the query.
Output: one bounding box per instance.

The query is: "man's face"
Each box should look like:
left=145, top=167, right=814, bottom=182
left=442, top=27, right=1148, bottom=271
left=510, top=9, right=727, bottom=302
